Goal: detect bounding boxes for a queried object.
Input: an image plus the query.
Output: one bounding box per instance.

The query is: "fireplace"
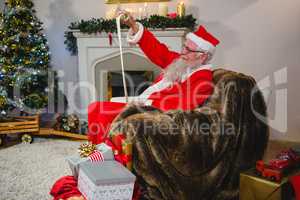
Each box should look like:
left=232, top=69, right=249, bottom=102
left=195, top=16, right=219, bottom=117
left=107, top=70, right=153, bottom=100
left=73, top=28, right=187, bottom=119
left=94, top=52, right=160, bottom=102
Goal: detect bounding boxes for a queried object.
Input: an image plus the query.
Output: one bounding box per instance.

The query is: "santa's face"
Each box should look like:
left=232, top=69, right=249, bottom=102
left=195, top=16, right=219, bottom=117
left=181, top=39, right=208, bottom=65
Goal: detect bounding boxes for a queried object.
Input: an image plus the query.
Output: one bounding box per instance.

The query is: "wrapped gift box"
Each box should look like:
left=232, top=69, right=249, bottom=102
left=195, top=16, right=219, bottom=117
left=240, top=168, right=296, bottom=200
left=66, top=143, right=114, bottom=178
left=95, top=143, right=114, bottom=160
left=111, top=133, right=126, bottom=153
left=78, top=161, right=136, bottom=200
left=66, top=155, right=88, bottom=179
left=111, top=133, right=133, bottom=171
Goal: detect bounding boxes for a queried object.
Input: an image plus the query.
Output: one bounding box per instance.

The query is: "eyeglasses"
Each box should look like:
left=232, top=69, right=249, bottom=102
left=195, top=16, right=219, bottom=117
left=183, top=45, right=206, bottom=53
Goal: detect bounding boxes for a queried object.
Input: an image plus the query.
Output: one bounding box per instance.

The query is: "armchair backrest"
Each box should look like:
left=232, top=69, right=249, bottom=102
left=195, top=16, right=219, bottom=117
left=203, top=68, right=269, bottom=169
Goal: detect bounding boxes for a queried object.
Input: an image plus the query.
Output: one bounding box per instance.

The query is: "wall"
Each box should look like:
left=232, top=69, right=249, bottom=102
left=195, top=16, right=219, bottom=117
left=185, top=0, right=300, bottom=142
left=2, top=0, right=299, bottom=141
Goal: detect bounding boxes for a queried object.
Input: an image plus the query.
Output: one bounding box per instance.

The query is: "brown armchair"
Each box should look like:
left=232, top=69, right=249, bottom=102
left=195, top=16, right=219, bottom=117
left=109, top=68, right=269, bottom=200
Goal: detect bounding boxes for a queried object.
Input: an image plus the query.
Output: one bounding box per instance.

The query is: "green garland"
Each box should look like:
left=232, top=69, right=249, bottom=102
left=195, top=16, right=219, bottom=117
left=64, top=15, right=197, bottom=55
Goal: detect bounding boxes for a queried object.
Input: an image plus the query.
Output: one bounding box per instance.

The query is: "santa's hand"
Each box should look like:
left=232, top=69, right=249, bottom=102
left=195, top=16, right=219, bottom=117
left=117, top=10, right=139, bottom=34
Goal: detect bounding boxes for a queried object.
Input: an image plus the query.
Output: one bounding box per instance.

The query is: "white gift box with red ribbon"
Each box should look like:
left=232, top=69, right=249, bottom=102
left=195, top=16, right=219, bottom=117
left=66, top=143, right=114, bottom=178
left=78, top=161, right=136, bottom=200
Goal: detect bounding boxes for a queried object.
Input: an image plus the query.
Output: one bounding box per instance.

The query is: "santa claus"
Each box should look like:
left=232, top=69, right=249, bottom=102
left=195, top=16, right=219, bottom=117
left=50, top=12, right=220, bottom=200
left=88, top=11, right=220, bottom=144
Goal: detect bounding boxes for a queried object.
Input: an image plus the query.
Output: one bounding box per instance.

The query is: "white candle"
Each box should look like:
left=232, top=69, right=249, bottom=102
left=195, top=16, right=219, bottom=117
left=177, top=2, right=186, bottom=17
left=158, top=3, right=168, bottom=16
left=143, top=3, right=148, bottom=18
left=138, top=8, right=143, bottom=19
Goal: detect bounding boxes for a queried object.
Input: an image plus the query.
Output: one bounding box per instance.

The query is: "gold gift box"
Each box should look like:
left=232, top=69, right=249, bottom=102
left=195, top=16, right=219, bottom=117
left=240, top=168, right=299, bottom=200
left=122, top=140, right=133, bottom=171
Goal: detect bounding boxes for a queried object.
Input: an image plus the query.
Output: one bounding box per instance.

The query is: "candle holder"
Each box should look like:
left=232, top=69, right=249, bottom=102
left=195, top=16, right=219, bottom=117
left=177, top=2, right=185, bottom=18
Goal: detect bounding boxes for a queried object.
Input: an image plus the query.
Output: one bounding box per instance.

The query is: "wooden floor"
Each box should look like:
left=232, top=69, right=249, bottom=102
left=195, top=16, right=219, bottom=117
left=38, top=128, right=88, bottom=140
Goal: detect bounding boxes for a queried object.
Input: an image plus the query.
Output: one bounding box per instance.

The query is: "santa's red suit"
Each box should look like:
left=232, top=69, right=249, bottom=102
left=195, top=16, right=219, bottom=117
left=50, top=24, right=220, bottom=200
left=88, top=24, right=219, bottom=144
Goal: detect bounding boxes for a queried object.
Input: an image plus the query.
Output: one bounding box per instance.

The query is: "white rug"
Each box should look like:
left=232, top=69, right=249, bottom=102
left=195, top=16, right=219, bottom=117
left=0, top=138, right=81, bottom=200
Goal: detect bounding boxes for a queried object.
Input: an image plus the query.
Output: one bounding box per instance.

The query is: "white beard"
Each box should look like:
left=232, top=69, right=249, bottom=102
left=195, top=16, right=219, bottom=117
left=163, top=58, right=200, bottom=83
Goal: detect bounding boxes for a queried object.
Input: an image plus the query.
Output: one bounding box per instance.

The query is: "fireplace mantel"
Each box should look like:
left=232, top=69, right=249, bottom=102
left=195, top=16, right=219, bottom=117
left=73, top=28, right=188, bottom=119
left=72, top=28, right=188, bottom=39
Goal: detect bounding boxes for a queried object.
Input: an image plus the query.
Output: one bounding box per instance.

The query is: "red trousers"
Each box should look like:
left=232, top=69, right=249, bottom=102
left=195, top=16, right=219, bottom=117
left=88, top=101, right=126, bottom=144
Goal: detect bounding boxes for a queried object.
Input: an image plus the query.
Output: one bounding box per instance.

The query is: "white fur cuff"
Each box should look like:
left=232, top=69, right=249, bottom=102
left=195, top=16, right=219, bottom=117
left=126, top=22, right=144, bottom=44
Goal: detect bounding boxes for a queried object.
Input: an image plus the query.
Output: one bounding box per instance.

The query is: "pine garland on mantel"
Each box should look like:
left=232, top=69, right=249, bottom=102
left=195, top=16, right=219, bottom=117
left=64, top=15, right=197, bottom=55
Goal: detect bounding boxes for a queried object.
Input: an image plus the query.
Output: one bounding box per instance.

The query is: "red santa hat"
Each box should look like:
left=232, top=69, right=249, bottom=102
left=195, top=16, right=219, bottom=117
left=186, top=25, right=220, bottom=54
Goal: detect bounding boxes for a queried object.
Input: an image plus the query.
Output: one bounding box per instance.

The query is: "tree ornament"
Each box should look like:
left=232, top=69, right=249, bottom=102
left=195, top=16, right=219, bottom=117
left=20, top=31, right=28, bottom=38
left=0, top=73, right=4, bottom=80
left=0, top=15, right=3, bottom=29
left=11, top=44, right=17, bottom=49
left=53, top=113, right=82, bottom=133
left=1, top=68, right=7, bottom=74
left=62, top=124, right=71, bottom=131
left=0, top=96, right=7, bottom=108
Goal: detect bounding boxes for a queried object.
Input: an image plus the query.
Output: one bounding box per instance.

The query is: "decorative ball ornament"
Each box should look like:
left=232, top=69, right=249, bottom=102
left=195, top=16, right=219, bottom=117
left=62, top=124, right=71, bottom=131
left=54, top=113, right=84, bottom=134
left=21, top=134, right=33, bottom=144
left=67, top=114, right=79, bottom=128
left=0, top=96, right=7, bottom=108
left=20, top=31, right=28, bottom=38
left=11, top=44, right=17, bottom=49
left=0, top=18, right=3, bottom=29
left=0, top=73, right=4, bottom=80
left=3, top=45, right=8, bottom=51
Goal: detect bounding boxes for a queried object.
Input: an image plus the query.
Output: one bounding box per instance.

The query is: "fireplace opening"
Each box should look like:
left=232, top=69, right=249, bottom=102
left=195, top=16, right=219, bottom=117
left=107, top=71, right=153, bottom=100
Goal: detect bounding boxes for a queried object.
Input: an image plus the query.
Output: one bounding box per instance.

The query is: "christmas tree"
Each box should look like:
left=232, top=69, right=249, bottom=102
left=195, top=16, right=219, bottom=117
left=0, top=0, right=52, bottom=118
